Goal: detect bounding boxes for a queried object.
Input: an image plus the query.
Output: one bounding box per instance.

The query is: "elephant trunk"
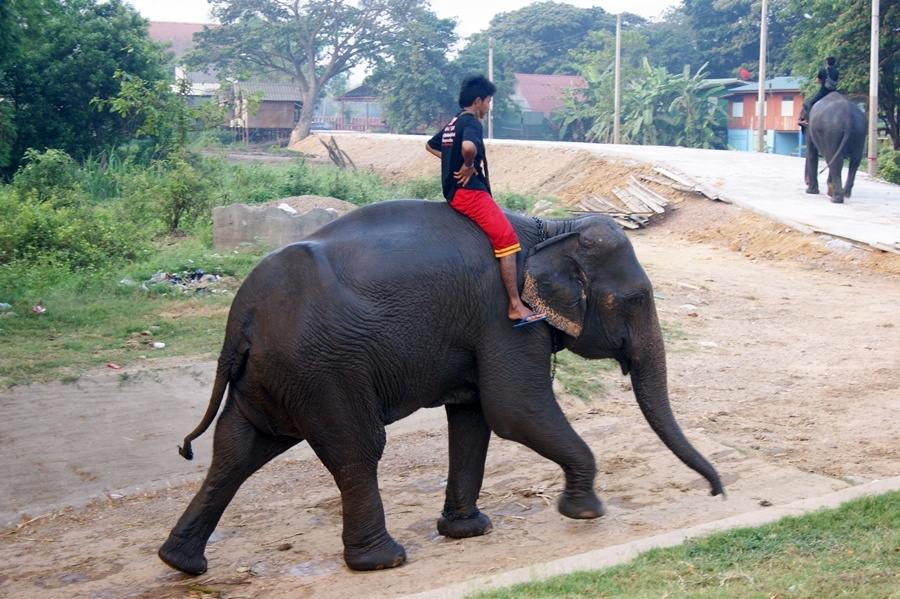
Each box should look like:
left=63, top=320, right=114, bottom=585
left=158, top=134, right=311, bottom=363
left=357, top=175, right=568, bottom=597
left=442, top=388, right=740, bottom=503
left=628, top=324, right=724, bottom=497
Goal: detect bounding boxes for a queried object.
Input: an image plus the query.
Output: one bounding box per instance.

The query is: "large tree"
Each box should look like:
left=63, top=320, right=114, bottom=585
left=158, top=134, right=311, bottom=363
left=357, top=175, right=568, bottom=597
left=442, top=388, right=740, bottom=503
left=366, top=9, right=460, bottom=134
left=666, top=0, right=794, bottom=78
left=188, top=0, right=425, bottom=144
left=1, top=0, right=167, bottom=174
left=780, top=0, right=899, bottom=149
left=455, top=2, right=622, bottom=76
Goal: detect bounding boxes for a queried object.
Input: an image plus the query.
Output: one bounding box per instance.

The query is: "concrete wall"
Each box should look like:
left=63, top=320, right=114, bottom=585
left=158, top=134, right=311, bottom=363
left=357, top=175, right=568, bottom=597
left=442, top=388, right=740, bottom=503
left=212, top=204, right=339, bottom=250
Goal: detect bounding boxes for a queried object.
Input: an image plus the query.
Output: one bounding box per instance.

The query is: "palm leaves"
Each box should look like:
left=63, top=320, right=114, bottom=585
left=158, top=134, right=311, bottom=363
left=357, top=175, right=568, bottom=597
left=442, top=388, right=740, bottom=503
left=558, top=59, right=728, bottom=148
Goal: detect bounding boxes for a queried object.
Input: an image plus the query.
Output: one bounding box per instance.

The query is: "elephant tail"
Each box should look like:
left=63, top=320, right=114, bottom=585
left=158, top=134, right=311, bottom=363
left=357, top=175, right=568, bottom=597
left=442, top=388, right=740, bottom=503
left=177, top=329, right=250, bottom=460
left=177, top=362, right=229, bottom=460
left=825, top=116, right=853, bottom=172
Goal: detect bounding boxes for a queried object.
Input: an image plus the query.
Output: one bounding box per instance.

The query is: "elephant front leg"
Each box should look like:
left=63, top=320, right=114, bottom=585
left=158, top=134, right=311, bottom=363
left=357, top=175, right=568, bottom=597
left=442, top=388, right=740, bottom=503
left=437, top=403, right=493, bottom=539
left=480, top=370, right=603, bottom=520
left=805, top=143, right=820, bottom=194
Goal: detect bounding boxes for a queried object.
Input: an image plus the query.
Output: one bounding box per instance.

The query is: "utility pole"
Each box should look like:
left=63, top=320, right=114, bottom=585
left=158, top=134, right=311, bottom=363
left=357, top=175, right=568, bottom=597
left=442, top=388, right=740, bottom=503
left=867, top=0, right=880, bottom=175
left=613, top=13, right=622, bottom=144
left=488, top=36, right=494, bottom=140
left=756, top=0, right=768, bottom=153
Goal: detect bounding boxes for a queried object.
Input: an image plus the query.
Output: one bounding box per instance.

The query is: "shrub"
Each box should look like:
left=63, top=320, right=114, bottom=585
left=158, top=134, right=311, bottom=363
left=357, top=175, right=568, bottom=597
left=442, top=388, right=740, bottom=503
left=11, top=149, right=84, bottom=206
left=877, top=143, right=900, bottom=185
left=0, top=187, right=147, bottom=269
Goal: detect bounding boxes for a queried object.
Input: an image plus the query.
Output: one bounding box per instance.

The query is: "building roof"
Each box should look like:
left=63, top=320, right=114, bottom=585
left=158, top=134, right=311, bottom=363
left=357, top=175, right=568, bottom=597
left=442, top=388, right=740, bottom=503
left=512, top=73, right=587, bottom=117
left=727, top=76, right=806, bottom=94
left=337, top=84, right=379, bottom=101
left=233, top=82, right=305, bottom=102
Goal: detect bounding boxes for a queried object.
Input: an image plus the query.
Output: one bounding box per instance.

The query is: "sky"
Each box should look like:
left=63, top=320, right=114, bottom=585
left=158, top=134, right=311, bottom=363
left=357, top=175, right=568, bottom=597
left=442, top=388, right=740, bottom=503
left=127, top=0, right=682, bottom=39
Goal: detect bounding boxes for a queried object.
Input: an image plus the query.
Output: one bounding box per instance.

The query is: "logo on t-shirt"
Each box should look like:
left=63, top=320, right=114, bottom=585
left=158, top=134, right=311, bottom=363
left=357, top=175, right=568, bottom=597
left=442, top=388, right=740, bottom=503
left=441, top=117, right=458, bottom=147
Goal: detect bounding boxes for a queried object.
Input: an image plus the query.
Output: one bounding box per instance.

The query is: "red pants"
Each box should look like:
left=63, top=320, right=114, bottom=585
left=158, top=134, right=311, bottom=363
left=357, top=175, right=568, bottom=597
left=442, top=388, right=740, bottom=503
left=450, top=188, right=520, bottom=258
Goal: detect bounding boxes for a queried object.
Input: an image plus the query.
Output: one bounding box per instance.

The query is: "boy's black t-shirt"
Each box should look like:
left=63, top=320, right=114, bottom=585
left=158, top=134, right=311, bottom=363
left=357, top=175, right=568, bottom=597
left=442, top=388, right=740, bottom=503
left=428, top=111, right=491, bottom=201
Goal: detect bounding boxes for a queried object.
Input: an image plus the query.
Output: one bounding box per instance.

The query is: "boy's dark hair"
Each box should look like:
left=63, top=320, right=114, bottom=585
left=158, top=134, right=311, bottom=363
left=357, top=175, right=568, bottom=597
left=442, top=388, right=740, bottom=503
left=826, top=56, right=836, bottom=66
left=459, top=75, right=497, bottom=108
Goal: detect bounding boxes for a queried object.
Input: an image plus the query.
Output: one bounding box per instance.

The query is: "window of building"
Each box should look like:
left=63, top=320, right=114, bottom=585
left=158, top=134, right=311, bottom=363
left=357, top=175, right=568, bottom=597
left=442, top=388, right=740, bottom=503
left=293, top=101, right=302, bottom=123
left=781, top=96, right=794, bottom=117
left=731, top=101, right=744, bottom=118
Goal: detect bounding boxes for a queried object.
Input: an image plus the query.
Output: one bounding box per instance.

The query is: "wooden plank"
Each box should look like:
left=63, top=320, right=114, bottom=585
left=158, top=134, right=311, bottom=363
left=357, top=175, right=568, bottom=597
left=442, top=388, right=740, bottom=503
left=653, top=167, right=697, bottom=188
left=585, top=196, right=628, bottom=214
left=613, top=187, right=654, bottom=215
left=613, top=217, right=641, bottom=229
left=640, top=174, right=694, bottom=193
left=626, top=182, right=665, bottom=214
left=629, top=176, right=670, bottom=206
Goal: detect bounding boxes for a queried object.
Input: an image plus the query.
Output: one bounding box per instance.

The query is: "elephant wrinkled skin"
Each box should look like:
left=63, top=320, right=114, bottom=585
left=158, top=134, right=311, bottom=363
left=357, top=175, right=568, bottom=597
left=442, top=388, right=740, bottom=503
left=158, top=200, right=723, bottom=575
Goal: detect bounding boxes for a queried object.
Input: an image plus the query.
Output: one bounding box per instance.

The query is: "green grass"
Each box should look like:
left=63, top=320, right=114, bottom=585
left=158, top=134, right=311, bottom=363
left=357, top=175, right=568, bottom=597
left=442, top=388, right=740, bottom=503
left=471, top=491, right=900, bottom=599
left=0, top=239, right=266, bottom=387
left=554, top=350, right=617, bottom=401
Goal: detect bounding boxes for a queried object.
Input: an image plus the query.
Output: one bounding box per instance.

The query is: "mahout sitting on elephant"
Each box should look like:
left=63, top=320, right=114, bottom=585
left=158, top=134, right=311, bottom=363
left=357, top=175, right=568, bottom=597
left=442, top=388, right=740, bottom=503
left=158, top=200, right=724, bottom=575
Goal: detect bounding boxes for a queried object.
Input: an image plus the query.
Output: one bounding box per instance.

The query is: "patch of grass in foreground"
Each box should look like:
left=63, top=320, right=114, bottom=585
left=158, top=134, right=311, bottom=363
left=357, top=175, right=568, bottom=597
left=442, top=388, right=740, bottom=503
left=471, top=491, right=900, bottom=599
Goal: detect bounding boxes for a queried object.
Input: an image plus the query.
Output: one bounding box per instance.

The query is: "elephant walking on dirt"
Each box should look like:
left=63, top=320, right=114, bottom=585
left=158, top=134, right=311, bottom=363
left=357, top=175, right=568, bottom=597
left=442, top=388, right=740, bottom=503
left=805, top=92, right=866, bottom=203
left=158, top=200, right=723, bottom=575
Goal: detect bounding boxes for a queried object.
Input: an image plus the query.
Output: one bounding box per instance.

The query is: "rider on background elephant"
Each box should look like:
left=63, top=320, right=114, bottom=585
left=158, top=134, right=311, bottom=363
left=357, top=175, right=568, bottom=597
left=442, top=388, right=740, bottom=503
left=799, top=56, right=839, bottom=127
left=157, top=200, right=725, bottom=576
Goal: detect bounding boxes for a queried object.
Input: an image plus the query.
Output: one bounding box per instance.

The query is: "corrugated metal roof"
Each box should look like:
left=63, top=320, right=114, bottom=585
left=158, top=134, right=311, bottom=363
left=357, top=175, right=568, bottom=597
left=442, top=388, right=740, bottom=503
left=512, top=73, right=587, bottom=117
left=727, top=76, right=806, bottom=94
left=233, top=82, right=305, bottom=102
left=338, top=84, right=379, bottom=101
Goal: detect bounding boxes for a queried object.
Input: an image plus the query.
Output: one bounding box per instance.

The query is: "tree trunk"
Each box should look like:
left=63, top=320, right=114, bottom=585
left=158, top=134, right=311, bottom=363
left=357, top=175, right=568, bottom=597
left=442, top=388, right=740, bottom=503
left=289, top=85, right=320, bottom=146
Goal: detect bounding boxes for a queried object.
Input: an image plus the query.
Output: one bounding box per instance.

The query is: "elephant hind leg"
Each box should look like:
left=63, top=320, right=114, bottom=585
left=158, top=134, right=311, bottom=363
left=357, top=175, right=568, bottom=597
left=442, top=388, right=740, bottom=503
left=159, top=400, right=299, bottom=575
left=307, top=423, right=406, bottom=571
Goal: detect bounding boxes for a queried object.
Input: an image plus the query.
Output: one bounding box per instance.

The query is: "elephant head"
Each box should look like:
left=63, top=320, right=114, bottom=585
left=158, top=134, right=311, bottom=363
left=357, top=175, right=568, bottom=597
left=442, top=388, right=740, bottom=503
left=523, top=216, right=724, bottom=496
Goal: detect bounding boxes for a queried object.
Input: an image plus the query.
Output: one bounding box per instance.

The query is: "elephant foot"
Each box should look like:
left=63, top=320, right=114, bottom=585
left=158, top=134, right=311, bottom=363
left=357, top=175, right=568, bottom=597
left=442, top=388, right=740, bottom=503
left=805, top=187, right=819, bottom=195
left=158, top=535, right=208, bottom=575
left=830, top=196, right=844, bottom=204
left=558, top=491, right=605, bottom=520
left=437, top=509, right=493, bottom=538
left=344, top=537, right=407, bottom=571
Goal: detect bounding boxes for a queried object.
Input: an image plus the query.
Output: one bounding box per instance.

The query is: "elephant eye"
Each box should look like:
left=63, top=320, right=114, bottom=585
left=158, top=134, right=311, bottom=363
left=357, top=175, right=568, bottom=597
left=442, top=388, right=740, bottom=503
left=623, top=290, right=649, bottom=307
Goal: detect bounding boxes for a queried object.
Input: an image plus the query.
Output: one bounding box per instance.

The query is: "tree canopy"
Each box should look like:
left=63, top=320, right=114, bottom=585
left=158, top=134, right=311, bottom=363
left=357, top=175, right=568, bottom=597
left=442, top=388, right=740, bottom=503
left=188, top=0, right=427, bottom=143
left=0, top=0, right=168, bottom=174
left=366, top=9, right=461, bottom=134
left=780, top=0, right=899, bottom=148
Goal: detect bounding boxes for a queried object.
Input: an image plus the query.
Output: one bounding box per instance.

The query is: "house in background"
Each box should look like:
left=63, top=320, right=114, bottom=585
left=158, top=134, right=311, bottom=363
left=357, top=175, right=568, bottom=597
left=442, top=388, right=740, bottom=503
left=314, top=84, right=385, bottom=131
left=724, top=76, right=806, bottom=156
left=502, top=73, right=588, bottom=140
left=225, top=82, right=308, bottom=142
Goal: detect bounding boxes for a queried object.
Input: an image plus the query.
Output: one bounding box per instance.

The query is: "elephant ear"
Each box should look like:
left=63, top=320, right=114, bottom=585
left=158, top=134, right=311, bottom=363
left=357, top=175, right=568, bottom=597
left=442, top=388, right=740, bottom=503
left=522, top=232, right=587, bottom=337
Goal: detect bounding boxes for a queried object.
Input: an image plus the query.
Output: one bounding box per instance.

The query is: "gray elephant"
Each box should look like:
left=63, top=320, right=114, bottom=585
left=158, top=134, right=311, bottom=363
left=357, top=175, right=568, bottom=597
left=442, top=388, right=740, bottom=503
left=158, top=200, right=723, bottom=575
left=805, top=92, right=866, bottom=203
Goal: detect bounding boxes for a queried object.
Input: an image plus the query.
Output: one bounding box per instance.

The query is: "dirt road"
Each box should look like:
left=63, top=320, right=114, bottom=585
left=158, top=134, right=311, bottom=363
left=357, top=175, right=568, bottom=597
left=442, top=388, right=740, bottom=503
left=1, top=196, right=898, bottom=598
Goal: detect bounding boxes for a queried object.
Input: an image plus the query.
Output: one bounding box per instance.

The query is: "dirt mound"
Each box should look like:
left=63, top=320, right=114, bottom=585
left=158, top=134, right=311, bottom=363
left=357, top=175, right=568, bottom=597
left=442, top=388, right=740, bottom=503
left=270, top=195, right=357, bottom=216
left=290, top=135, right=656, bottom=203
left=661, top=196, right=900, bottom=276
